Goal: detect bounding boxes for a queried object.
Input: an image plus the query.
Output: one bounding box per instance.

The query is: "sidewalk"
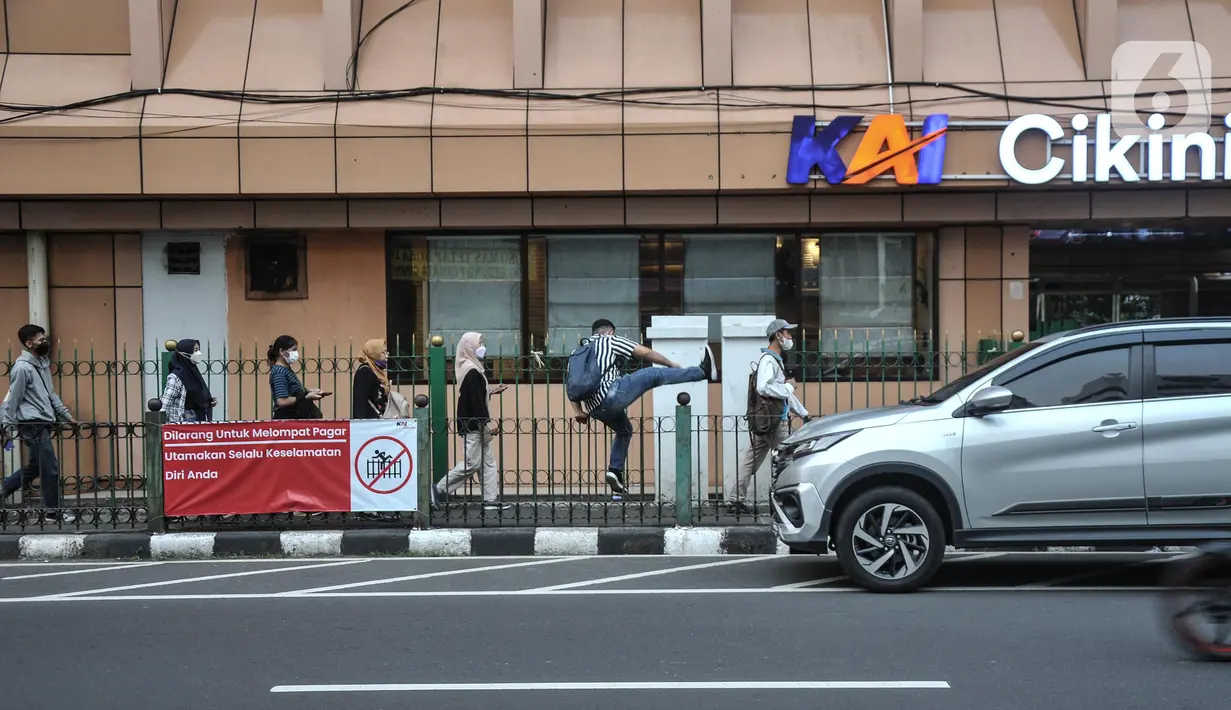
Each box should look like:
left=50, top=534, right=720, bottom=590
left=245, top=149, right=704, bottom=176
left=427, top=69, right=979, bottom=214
left=0, top=527, right=1194, bottom=561
left=0, top=527, right=784, bottom=560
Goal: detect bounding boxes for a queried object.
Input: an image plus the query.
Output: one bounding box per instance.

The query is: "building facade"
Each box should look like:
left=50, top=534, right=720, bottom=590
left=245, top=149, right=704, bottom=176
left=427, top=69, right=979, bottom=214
left=1, top=0, right=1230, bottom=436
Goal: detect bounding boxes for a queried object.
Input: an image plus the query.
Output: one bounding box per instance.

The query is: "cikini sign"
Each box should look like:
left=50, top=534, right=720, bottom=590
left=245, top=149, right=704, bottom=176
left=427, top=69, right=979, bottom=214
left=1000, top=112, right=1231, bottom=185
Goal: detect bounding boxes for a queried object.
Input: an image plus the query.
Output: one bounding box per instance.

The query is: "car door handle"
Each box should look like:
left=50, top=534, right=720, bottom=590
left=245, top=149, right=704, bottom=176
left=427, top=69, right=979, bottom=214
left=1091, top=422, right=1137, bottom=433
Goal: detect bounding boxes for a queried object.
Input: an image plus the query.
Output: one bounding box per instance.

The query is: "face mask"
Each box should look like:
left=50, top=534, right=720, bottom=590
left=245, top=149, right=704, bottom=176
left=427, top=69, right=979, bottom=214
left=781, top=338, right=794, bottom=351
left=374, top=359, right=387, bottom=369
left=190, top=352, right=204, bottom=365
left=475, top=346, right=487, bottom=360
left=33, top=342, right=50, bottom=357
left=285, top=350, right=300, bottom=364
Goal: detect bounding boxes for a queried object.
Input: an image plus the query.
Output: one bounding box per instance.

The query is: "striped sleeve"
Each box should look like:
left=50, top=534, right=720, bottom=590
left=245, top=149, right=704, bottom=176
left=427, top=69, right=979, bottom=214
left=608, top=335, right=639, bottom=358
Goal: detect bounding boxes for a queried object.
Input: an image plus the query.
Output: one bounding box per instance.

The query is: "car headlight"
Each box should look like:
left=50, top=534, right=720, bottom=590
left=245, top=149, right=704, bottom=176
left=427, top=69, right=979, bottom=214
left=789, top=430, right=860, bottom=458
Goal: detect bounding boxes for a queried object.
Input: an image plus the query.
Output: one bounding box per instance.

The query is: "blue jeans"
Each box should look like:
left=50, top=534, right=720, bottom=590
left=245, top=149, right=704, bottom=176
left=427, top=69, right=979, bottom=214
left=1, top=424, right=60, bottom=508
left=589, top=366, right=706, bottom=473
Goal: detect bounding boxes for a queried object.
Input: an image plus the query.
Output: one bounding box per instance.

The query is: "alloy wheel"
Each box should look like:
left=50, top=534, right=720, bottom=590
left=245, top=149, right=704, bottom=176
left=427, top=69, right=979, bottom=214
left=850, top=503, right=930, bottom=580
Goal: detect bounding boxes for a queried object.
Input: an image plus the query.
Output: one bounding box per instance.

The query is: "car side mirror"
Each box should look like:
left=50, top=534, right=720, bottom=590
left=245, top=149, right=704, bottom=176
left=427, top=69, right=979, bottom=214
left=967, top=385, right=1013, bottom=416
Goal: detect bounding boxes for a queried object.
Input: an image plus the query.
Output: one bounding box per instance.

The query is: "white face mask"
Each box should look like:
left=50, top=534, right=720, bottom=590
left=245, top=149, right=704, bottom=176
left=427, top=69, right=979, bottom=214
left=781, top=338, right=794, bottom=351
left=285, top=350, right=300, bottom=364
left=475, top=346, right=487, bottom=360
left=189, top=351, right=204, bottom=365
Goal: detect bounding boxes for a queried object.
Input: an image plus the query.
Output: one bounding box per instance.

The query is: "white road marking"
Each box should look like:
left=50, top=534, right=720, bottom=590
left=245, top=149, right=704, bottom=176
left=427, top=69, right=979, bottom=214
left=3, top=562, right=163, bottom=580
left=30, top=559, right=371, bottom=599
left=945, top=551, right=1008, bottom=563
left=277, top=557, right=581, bottom=595
left=772, top=575, right=847, bottom=589
left=0, top=585, right=1164, bottom=602
left=531, top=556, right=778, bottom=591
left=271, top=680, right=952, bottom=693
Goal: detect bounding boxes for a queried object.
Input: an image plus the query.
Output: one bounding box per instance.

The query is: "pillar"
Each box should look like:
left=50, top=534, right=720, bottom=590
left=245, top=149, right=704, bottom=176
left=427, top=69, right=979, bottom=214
left=26, top=232, right=48, bottom=328
left=720, top=315, right=775, bottom=502
left=1076, top=0, right=1118, bottom=81
left=129, top=0, right=177, bottom=90
left=701, top=0, right=732, bottom=86
left=513, top=0, right=544, bottom=89
left=887, top=0, right=923, bottom=83
left=323, top=0, right=362, bottom=91
left=646, top=316, right=710, bottom=503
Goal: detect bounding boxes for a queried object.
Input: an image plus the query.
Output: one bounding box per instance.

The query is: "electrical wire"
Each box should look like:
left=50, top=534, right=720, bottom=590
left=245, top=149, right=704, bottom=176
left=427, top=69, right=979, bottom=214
left=0, top=81, right=1221, bottom=129
left=345, top=0, right=426, bottom=93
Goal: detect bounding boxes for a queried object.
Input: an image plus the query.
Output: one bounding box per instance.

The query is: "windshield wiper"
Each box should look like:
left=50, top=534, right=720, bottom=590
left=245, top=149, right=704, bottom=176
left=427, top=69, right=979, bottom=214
left=901, top=394, right=940, bottom=406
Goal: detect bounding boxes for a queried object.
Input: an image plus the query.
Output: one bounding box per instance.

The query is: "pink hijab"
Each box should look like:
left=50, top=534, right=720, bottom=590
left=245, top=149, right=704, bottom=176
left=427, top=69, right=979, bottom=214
left=454, top=332, right=487, bottom=389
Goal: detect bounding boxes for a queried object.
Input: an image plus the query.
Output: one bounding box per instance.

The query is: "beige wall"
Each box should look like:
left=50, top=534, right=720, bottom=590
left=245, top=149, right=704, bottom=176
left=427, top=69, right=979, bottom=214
left=0, top=231, right=145, bottom=483
left=0, top=0, right=1223, bottom=195
left=223, top=229, right=387, bottom=421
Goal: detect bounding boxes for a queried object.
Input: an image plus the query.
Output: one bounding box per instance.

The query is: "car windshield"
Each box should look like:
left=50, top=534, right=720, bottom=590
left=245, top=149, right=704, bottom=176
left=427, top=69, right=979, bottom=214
left=905, top=341, right=1047, bottom=405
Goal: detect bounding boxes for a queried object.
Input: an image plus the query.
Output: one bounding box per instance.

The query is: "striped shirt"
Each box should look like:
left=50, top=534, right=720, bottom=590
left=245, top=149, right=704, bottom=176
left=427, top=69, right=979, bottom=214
left=583, top=333, right=639, bottom=411
left=269, top=364, right=304, bottom=414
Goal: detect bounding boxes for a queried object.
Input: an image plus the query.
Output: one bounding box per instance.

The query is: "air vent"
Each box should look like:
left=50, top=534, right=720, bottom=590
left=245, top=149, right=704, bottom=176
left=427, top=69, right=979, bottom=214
left=166, top=242, right=201, bottom=275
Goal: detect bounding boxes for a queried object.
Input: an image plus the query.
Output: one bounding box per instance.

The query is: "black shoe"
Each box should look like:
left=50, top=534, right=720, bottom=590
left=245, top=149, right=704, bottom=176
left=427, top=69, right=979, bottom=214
left=604, top=470, right=628, bottom=495
left=725, top=501, right=755, bottom=515
left=700, top=344, right=717, bottom=382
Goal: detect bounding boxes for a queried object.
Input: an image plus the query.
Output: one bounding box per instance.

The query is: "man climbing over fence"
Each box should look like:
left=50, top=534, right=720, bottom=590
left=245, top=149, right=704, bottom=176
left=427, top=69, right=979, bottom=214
left=568, top=319, right=717, bottom=496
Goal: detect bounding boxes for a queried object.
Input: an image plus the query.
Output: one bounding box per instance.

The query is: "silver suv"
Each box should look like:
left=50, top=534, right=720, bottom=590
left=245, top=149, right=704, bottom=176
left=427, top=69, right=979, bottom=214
left=771, top=318, right=1231, bottom=592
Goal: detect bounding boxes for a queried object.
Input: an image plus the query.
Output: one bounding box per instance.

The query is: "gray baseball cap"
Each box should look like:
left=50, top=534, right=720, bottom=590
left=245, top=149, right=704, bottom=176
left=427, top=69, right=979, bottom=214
left=766, top=319, right=798, bottom=337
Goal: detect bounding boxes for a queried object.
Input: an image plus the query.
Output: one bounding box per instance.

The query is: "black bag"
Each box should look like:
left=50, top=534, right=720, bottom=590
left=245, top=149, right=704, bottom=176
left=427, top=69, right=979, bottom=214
left=745, top=357, right=785, bottom=436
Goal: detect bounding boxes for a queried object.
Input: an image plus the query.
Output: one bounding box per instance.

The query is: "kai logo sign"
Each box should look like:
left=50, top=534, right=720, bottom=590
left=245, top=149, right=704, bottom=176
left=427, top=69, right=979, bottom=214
left=786, top=114, right=950, bottom=186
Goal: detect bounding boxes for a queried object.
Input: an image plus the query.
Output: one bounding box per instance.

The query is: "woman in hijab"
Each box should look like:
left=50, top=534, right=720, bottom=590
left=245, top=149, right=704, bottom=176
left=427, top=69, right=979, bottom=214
left=352, top=339, right=390, bottom=419
left=432, top=332, right=509, bottom=511
left=161, top=339, right=216, bottom=424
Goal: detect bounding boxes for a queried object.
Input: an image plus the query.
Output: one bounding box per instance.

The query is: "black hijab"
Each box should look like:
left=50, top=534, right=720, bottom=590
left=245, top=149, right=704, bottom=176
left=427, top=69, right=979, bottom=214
left=170, top=339, right=213, bottom=422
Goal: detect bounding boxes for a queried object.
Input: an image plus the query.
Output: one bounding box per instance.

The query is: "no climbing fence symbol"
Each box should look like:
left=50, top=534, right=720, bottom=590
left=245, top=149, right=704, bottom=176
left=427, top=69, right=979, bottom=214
left=366, top=451, right=403, bottom=480
left=353, top=435, right=415, bottom=496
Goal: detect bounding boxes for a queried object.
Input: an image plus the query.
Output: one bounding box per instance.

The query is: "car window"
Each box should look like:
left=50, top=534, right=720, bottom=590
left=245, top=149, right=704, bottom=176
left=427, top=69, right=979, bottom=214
left=1154, top=342, right=1231, bottom=398
left=1002, top=347, right=1133, bottom=410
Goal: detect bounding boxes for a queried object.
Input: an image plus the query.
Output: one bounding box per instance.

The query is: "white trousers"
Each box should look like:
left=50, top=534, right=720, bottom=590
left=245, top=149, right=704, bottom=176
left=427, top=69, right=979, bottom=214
left=436, top=430, right=500, bottom=502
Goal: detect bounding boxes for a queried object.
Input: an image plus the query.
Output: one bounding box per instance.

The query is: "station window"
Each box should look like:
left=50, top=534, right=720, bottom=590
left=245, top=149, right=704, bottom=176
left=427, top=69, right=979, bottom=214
left=245, top=232, right=306, bottom=300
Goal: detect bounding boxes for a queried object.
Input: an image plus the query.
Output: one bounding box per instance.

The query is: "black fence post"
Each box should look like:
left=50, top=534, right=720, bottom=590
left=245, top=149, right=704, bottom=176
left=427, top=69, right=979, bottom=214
left=414, top=394, right=431, bottom=527
left=144, top=399, right=166, bottom=534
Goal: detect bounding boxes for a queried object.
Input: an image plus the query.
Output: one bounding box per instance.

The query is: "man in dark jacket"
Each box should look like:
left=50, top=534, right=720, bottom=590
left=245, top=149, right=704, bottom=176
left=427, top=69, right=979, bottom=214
left=1, top=325, right=75, bottom=521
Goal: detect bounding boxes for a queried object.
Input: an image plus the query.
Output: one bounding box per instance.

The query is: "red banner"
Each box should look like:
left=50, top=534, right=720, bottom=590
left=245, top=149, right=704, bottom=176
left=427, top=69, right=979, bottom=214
left=161, top=419, right=418, bottom=516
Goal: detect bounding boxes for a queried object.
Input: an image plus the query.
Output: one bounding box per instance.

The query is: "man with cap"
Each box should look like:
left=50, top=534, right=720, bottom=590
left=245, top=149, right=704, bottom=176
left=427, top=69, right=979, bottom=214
left=730, top=318, right=810, bottom=514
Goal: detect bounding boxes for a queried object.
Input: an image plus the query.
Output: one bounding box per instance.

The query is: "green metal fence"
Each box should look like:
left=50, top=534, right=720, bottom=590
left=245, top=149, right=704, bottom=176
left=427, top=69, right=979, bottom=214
left=0, top=332, right=1020, bottom=532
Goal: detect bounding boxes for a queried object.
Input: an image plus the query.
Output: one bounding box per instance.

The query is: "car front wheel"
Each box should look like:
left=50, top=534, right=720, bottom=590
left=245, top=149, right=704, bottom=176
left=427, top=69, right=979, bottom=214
left=833, top=486, right=945, bottom=593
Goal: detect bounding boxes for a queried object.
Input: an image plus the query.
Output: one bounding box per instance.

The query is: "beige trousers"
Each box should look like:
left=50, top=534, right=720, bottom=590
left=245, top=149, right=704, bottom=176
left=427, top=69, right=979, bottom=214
left=735, top=420, right=789, bottom=501
left=437, top=430, right=500, bottom=502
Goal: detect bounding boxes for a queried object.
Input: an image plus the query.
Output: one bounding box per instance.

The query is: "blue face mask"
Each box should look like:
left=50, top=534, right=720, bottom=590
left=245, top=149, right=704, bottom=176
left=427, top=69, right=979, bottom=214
left=374, top=359, right=387, bottom=369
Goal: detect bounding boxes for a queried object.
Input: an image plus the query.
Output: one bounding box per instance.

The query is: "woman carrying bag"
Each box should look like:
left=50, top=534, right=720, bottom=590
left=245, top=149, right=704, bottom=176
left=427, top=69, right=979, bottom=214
left=352, top=338, right=410, bottom=420
left=268, top=335, right=328, bottom=420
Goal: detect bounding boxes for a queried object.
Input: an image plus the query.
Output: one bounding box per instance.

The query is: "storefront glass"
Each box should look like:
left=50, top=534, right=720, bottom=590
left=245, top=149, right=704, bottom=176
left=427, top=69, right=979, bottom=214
left=545, top=235, right=639, bottom=354
left=682, top=234, right=776, bottom=341
left=386, top=230, right=936, bottom=380
left=1028, top=226, right=1231, bottom=338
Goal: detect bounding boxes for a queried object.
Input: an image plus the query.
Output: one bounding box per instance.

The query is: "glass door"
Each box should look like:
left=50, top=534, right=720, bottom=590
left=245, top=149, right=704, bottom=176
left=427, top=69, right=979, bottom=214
left=1031, top=277, right=1190, bottom=339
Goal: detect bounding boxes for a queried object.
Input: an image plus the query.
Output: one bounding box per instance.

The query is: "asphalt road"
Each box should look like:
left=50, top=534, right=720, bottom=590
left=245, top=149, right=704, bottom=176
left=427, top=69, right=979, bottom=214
left=0, top=552, right=1223, bottom=710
